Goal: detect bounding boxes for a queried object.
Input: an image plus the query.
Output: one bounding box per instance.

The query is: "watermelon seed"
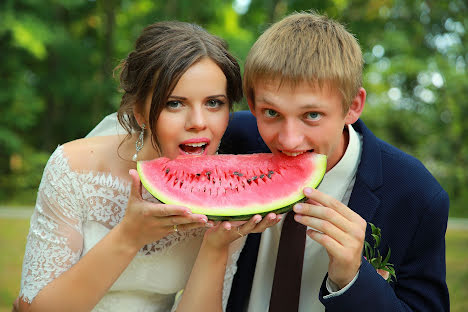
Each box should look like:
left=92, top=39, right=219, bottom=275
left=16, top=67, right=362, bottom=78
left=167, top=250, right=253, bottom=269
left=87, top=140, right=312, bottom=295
left=233, top=171, right=243, bottom=177
left=252, top=176, right=258, bottom=180
left=196, top=173, right=201, bottom=177
left=165, top=169, right=170, bottom=174
left=260, top=174, right=265, bottom=179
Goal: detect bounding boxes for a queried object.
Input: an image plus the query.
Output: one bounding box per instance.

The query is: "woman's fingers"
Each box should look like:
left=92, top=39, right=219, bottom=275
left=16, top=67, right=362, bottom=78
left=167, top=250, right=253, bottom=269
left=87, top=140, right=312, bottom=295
left=158, top=213, right=208, bottom=226
left=128, top=169, right=143, bottom=201
left=172, top=222, right=209, bottom=233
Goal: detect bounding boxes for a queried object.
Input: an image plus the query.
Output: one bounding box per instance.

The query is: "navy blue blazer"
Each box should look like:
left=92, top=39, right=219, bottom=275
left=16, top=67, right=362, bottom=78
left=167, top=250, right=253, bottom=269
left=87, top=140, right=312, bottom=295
left=221, top=111, right=450, bottom=312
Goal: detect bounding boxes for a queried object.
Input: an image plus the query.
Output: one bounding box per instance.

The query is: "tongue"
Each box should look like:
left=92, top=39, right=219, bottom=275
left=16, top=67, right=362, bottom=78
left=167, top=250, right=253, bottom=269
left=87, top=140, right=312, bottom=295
left=181, top=145, right=204, bottom=154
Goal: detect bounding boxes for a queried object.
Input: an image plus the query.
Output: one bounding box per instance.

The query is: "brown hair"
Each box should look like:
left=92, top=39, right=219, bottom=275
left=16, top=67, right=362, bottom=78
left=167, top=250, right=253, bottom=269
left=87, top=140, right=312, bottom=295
left=243, top=11, right=363, bottom=112
left=116, top=21, right=242, bottom=151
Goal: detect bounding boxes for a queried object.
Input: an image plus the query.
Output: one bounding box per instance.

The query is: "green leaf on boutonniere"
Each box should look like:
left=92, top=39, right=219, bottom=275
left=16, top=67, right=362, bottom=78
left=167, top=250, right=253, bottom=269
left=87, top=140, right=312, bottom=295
left=364, top=223, right=396, bottom=283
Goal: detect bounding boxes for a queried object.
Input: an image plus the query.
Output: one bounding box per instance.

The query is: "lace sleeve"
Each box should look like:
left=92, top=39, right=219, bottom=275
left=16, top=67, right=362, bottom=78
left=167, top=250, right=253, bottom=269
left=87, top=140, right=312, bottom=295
left=20, top=146, right=85, bottom=303
left=221, top=237, right=246, bottom=311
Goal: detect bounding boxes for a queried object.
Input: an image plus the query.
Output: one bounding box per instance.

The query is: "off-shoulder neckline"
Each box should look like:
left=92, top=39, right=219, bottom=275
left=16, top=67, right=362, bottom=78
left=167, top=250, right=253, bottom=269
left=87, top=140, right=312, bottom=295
left=54, top=144, right=132, bottom=192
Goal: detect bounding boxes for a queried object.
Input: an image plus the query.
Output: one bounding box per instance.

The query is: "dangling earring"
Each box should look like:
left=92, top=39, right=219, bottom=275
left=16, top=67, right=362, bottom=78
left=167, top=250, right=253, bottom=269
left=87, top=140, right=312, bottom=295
left=132, top=123, right=145, bottom=162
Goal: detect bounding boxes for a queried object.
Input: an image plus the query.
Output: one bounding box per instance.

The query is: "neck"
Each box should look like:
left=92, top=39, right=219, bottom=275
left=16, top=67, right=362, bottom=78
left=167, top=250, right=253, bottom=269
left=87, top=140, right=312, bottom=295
left=326, top=125, right=350, bottom=172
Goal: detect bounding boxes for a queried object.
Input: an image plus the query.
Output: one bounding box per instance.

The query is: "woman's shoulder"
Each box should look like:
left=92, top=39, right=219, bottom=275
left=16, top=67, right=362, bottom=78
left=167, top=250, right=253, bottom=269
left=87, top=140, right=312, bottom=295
left=61, top=134, right=133, bottom=176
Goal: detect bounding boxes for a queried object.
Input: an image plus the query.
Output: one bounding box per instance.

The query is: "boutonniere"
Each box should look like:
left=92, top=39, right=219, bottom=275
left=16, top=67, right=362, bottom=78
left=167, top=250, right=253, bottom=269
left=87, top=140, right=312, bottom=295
left=364, top=223, right=396, bottom=283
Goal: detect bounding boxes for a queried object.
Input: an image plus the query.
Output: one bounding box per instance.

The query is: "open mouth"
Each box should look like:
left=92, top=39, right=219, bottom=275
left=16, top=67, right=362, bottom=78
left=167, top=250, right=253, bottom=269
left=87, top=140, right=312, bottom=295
left=179, top=142, right=208, bottom=155
left=280, top=149, right=314, bottom=157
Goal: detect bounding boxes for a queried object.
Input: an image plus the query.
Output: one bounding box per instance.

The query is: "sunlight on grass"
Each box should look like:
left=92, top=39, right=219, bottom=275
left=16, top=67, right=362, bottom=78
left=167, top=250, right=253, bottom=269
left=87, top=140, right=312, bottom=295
left=0, top=219, right=29, bottom=312
left=0, top=218, right=466, bottom=311
left=446, top=229, right=468, bottom=312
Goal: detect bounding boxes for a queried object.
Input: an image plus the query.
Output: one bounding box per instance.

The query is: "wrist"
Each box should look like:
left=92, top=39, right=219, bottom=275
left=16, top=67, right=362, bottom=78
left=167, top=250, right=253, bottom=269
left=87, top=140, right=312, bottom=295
left=330, top=261, right=362, bottom=290
left=200, top=239, right=229, bottom=259
left=112, top=223, right=142, bottom=255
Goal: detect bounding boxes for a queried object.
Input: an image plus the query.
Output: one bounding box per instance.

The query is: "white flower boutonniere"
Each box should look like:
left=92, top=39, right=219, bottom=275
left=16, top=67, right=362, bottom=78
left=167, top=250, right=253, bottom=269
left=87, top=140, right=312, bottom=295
left=364, top=223, right=396, bottom=283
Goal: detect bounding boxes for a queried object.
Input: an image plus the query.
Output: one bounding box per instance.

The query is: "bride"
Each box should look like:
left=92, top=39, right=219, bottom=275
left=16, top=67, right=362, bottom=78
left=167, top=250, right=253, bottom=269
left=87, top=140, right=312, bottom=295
left=17, top=21, right=280, bottom=312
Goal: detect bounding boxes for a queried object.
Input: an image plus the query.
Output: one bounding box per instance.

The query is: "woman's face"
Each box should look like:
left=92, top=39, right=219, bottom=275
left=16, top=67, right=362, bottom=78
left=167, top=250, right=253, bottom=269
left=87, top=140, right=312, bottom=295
left=139, top=58, right=230, bottom=160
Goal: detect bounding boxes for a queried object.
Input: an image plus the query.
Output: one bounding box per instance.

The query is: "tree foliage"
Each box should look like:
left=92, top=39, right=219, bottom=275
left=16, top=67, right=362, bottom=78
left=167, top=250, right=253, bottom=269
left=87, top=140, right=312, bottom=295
left=1, top=0, right=467, bottom=216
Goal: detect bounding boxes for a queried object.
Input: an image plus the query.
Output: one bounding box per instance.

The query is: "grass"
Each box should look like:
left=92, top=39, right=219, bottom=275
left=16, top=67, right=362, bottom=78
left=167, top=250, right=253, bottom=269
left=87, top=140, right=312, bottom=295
left=446, top=229, right=468, bottom=312
left=0, top=219, right=29, bottom=312
left=0, top=219, right=467, bottom=311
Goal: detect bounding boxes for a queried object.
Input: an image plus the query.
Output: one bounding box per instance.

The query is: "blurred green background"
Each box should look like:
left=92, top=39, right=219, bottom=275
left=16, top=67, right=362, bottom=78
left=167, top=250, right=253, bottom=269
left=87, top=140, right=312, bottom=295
left=1, top=0, right=467, bottom=215
left=0, top=0, right=467, bottom=310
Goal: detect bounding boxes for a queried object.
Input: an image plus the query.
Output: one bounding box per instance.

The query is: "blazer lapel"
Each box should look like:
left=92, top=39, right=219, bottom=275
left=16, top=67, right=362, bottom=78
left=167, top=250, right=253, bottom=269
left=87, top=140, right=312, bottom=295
left=348, top=120, right=383, bottom=235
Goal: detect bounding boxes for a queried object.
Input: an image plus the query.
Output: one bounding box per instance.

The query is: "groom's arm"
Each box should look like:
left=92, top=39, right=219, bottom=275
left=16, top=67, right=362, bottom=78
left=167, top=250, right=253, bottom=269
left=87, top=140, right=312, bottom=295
left=318, top=188, right=449, bottom=311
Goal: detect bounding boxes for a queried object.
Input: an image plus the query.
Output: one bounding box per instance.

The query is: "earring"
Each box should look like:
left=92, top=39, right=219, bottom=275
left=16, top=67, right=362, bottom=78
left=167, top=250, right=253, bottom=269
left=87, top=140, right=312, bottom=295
left=132, top=123, right=145, bottom=162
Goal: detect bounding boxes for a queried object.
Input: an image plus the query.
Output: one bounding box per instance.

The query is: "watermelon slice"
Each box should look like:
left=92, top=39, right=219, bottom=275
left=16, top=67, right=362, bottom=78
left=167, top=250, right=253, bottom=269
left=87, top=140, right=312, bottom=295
left=137, top=153, right=326, bottom=220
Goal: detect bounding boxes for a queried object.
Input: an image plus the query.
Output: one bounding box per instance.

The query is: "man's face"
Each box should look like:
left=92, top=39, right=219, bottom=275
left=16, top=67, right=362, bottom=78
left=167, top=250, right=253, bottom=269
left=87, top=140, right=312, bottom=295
left=249, top=80, right=364, bottom=172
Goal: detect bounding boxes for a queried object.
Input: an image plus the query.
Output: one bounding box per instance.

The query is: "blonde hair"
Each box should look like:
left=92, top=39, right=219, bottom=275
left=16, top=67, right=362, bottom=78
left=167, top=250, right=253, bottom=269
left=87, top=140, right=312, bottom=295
left=244, top=11, right=363, bottom=112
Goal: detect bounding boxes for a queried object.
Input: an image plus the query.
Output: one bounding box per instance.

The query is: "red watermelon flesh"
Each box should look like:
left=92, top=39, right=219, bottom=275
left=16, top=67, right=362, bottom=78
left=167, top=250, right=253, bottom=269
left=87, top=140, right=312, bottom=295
left=137, top=153, right=326, bottom=220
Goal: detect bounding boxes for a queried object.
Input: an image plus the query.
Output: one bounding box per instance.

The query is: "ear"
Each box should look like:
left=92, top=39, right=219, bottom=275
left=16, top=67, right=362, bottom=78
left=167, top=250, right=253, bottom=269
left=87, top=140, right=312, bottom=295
left=247, top=96, right=256, bottom=117
left=344, top=87, right=366, bottom=124
left=133, top=105, right=146, bottom=127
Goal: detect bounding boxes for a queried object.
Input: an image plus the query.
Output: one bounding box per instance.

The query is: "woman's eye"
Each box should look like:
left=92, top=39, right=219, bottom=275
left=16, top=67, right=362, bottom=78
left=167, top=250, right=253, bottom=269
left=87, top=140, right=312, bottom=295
left=206, top=99, right=224, bottom=108
left=264, top=109, right=278, bottom=118
left=306, top=112, right=322, bottom=121
left=166, top=101, right=182, bottom=109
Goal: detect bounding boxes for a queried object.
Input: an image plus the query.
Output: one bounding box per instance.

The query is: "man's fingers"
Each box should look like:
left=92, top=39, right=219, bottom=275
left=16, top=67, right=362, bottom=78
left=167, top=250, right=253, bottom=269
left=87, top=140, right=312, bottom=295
left=294, top=202, right=349, bottom=233
left=295, top=214, right=348, bottom=244
left=306, top=228, right=344, bottom=257
left=303, top=188, right=359, bottom=221
left=129, top=169, right=143, bottom=200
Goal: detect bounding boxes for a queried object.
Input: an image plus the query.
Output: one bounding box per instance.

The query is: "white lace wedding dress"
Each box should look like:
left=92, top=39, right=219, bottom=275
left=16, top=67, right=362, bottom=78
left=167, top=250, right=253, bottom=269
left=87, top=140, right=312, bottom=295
left=19, top=145, right=244, bottom=311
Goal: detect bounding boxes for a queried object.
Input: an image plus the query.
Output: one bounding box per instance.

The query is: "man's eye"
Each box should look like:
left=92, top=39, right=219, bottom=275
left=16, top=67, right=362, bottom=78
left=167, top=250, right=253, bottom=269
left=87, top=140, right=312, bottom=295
left=166, top=101, right=182, bottom=109
left=206, top=99, right=224, bottom=108
left=264, top=109, right=278, bottom=118
left=306, top=112, right=322, bottom=121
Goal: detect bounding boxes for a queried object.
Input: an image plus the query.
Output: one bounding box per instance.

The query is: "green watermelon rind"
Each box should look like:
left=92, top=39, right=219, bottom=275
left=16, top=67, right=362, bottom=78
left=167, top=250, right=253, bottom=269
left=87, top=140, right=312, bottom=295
left=205, top=195, right=310, bottom=221
left=137, top=154, right=327, bottom=221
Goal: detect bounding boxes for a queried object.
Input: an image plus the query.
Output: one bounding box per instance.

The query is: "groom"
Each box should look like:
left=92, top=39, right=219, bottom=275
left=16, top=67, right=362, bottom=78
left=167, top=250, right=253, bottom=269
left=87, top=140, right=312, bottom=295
left=222, top=11, right=449, bottom=312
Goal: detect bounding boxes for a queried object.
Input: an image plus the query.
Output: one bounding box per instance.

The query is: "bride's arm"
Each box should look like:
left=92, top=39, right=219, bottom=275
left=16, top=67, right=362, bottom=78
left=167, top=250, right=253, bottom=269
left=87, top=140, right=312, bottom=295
left=19, top=222, right=141, bottom=312
left=19, top=148, right=208, bottom=312
left=176, top=215, right=281, bottom=312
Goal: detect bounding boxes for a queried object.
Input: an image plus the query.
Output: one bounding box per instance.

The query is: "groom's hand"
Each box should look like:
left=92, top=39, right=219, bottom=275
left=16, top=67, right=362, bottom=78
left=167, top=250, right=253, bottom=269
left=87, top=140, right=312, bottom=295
left=293, top=187, right=367, bottom=289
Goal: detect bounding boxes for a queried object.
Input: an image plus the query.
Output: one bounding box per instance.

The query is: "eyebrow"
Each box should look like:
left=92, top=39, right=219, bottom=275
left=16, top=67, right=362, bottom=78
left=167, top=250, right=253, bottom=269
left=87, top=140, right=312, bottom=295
left=168, top=94, right=228, bottom=100
left=257, top=97, right=324, bottom=109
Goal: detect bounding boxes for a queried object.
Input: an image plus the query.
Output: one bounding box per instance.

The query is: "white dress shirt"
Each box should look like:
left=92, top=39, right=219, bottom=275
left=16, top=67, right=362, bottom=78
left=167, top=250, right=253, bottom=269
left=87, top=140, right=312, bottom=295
left=247, top=124, right=363, bottom=312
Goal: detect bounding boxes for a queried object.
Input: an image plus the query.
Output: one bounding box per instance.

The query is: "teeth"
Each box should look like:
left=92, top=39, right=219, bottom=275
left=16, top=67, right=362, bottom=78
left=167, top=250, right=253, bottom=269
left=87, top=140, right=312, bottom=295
left=282, top=151, right=305, bottom=157
left=185, top=143, right=207, bottom=147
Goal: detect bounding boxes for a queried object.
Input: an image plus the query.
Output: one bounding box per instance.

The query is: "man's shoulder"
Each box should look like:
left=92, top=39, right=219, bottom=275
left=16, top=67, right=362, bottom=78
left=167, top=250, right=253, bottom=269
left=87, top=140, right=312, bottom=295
left=357, top=120, right=446, bottom=198
left=219, top=110, right=270, bottom=154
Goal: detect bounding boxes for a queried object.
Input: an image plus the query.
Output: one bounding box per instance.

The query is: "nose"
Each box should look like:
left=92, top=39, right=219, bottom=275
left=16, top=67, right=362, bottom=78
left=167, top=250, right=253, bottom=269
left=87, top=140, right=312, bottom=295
left=277, top=119, right=304, bottom=151
left=185, top=106, right=207, bottom=131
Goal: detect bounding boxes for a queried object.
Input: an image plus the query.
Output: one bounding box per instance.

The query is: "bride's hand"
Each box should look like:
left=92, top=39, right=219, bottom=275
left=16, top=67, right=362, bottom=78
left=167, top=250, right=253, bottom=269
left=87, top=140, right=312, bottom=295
left=117, top=169, right=209, bottom=249
left=203, top=213, right=282, bottom=249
